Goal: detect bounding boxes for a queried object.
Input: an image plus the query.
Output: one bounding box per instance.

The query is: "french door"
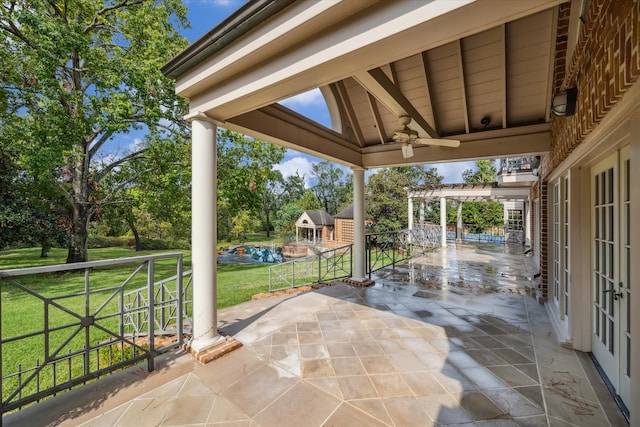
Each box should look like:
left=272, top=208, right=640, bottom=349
left=591, top=148, right=630, bottom=409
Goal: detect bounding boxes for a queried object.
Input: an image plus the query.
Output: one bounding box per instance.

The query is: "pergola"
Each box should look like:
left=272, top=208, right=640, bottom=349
left=406, top=183, right=533, bottom=247
left=161, top=0, right=562, bottom=353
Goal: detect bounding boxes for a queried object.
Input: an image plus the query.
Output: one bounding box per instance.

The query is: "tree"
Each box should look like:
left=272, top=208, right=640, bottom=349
left=0, top=0, right=190, bottom=262
left=310, top=161, right=352, bottom=215
left=424, top=167, right=444, bottom=186
left=216, top=129, right=286, bottom=239
left=461, top=159, right=503, bottom=231
left=262, top=171, right=307, bottom=237
left=462, top=160, right=498, bottom=183
left=366, top=166, right=427, bottom=232
left=0, top=149, right=67, bottom=254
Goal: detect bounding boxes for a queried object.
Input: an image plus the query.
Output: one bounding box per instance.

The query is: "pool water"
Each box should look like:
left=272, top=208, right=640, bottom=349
left=217, top=245, right=284, bottom=264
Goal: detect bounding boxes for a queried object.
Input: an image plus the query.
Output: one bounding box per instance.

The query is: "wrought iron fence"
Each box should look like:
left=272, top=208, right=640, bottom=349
left=409, top=223, right=442, bottom=253
left=446, top=224, right=506, bottom=243
left=0, top=253, right=187, bottom=415
left=366, top=225, right=442, bottom=277
left=366, top=231, right=410, bottom=277
left=269, top=245, right=352, bottom=292
left=122, top=269, right=193, bottom=336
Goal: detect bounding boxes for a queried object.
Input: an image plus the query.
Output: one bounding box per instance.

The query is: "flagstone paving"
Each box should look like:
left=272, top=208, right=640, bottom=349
left=6, top=242, right=628, bottom=426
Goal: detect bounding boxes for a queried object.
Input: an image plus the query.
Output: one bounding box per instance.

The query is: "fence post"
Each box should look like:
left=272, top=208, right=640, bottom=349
left=392, top=232, right=397, bottom=270
left=318, top=250, right=322, bottom=284
left=177, top=254, right=183, bottom=346
left=83, top=268, right=91, bottom=376
left=147, top=260, right=155, bottom=372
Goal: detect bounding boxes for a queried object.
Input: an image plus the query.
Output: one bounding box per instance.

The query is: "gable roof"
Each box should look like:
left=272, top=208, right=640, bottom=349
left=299, top=210, right=334, bottom=226
left=334, top=204, right=354, bottom=219
left=163, top=0, right=559, bottom=169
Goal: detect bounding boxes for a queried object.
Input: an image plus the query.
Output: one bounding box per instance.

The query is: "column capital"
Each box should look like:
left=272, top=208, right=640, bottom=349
left=184, top=110, right=218, bottom=125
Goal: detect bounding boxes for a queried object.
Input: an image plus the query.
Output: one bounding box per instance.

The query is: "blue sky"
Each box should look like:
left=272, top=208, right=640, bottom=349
left=180, top=0, right=476, bottom=184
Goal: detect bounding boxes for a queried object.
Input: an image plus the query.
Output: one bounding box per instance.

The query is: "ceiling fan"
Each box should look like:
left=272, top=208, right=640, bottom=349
left=391, top=116, right=460, bottom=159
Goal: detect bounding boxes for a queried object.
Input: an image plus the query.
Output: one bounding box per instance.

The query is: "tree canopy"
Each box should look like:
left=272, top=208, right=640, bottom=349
left=461, top=160, right=503, bottom=231
left=366, top=166, right=440, bottom=232
left=310, top=161, right=352, bottom=215
left=0, top=0, right=190, bottom=262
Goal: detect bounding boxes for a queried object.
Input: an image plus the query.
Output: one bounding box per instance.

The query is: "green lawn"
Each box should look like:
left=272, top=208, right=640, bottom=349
left=0, top=245, right=273, bottom=406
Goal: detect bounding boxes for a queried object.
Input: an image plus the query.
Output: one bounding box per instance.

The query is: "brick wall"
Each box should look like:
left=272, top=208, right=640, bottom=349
left=538, top=0, right=640, bottom=297
left=543, top=0, right=640, bottom=178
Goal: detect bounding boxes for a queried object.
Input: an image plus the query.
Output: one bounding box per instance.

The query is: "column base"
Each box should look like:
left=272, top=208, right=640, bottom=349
left=183, top=333, right=241, bottom=364
left=343, top=277, right=375, bottom=287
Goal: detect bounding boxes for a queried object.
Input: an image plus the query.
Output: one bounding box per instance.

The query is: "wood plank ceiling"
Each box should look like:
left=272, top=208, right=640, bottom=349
left=327, top=8, right=555, bottom=155
left=165, top=0, right=563, bottom=169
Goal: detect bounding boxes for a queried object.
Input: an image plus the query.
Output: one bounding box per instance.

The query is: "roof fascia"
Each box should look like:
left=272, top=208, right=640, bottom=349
left=161, top=0, right=296, bottom=79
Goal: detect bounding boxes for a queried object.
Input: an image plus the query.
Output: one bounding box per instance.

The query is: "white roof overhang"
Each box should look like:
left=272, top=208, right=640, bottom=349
left=163, top=0, right=566, bottom=169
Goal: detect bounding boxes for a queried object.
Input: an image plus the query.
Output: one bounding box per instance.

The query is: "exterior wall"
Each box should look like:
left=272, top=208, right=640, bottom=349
left=541, top=0, right=640, bottom=419
left=544, top=0, right=639, bottom=178
left=334, top=218, right=355, bottom=244
left=540, top=0, right=640, bottom=299
left=322, top=225, right=333, bottom=242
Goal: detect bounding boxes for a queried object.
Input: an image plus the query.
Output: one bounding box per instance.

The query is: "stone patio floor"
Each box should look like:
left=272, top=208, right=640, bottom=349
left=5, top=242, right=628, bottom=426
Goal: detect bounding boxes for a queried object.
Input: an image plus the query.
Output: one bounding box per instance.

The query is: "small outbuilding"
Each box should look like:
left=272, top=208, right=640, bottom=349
left=295, top=210, right=334, bottom=244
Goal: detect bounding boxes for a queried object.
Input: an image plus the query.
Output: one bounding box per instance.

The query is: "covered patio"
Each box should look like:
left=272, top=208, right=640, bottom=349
left=6, top=243, right=626, bottom=426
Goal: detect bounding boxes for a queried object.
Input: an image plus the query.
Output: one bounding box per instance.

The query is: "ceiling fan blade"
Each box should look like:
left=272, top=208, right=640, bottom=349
left=414, top=138, right=460, bottom=148
left=401, top=142, right=414, bottom=159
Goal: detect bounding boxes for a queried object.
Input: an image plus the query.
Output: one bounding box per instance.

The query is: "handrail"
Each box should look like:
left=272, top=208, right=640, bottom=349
left=269, top=245, right=352, bottom=291
left=1, top=253, right=186, bottom=415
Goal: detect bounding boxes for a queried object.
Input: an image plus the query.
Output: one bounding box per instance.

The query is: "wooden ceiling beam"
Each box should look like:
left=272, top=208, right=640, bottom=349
left=353, top=67, right=439, bottom=138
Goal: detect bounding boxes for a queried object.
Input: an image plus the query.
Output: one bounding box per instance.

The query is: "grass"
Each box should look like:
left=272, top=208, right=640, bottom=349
left=0, top=244, right=273, bottom=407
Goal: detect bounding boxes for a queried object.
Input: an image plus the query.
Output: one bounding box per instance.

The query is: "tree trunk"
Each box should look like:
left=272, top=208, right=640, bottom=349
left=265, top=209, right=271, bottom=237
left=66, top=204, right=90, bottom=263
left=128, top=219, right=142, bottom=251
left=40, top=240, right=50, bottom=258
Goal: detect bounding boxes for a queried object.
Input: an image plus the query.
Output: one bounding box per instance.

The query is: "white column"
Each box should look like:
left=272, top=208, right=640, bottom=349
left=352, top=168, right=366, bottom=280
left=189, top=115, right=224, bottom=352
left=407, top=197, right=413, bottom=243
left=440, top=196, right=447, bottom=248
left=525, top=200, right=532, bottom=246
left=456, top=202, right=463, bottom=243
left=419, top=200, right=425, bottom=224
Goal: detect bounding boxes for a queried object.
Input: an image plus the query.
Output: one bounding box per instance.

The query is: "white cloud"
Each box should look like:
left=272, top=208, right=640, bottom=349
left=273, top=156, right=315, bottom=188
left=279, top=88, right=324, bottom=109
left=128, top=137, right=145, bottom=153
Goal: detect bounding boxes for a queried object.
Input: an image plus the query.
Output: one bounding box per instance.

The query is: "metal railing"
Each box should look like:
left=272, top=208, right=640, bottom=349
left=367, top=225, right=441, bottom=277
left=271, top=226, right=443, bottom=289
left=366, top=230, right=410, bottom=277
left=499, top=155, right=537, bottom=174
left=269, top=245, right=352, bottom=292
left=409, top=223, right=442, bottom=253
left=0, top=253, right=187, bottom=415
left=122, top=269, right=193, bottom=336
left=446, top=224, right=506, bottom=243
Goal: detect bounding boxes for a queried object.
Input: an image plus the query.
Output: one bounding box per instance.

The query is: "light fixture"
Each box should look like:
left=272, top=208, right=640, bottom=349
left=551, top=87, right=577, bottom=116
left=401, top=141, right=414, bottom=159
